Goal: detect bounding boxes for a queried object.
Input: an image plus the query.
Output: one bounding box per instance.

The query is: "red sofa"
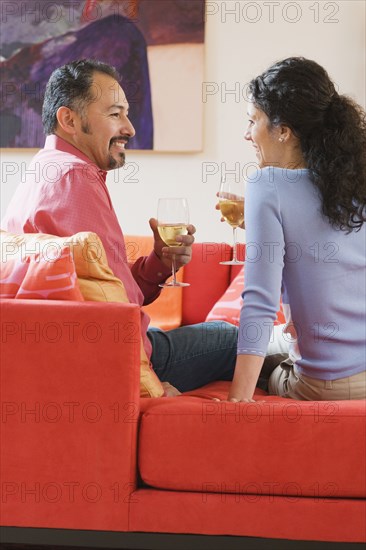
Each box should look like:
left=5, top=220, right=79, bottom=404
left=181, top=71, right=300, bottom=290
left=1, top=241, right=365, bottom=549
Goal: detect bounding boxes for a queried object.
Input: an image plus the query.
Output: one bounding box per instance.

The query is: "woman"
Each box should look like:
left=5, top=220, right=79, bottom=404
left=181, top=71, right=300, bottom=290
left=230, top=57, right=366, bottom=402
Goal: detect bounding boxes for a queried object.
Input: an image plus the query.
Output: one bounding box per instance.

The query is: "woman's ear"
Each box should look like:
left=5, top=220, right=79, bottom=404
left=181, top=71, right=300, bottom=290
left=278, top=125, right=293, bottom=143
left=56, top=106, right=77, bottom=135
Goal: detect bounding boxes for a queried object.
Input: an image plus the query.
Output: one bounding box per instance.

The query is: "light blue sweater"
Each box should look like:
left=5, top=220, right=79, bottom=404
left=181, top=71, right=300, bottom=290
left=238, top=167, right=366, bottom=380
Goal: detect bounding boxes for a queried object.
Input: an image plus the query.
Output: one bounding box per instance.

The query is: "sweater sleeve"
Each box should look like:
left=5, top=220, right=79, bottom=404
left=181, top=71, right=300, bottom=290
left=238, top=168, right=285, bottom=356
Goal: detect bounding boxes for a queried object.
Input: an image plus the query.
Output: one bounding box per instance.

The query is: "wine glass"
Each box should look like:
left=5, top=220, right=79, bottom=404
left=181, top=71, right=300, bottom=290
left=218, top=175, right=245, bottom=265
left=157, top=198, right=190, bottom=287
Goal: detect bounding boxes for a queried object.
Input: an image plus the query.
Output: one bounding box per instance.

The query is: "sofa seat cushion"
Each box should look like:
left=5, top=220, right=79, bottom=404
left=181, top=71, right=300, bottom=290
left=138, top=381, right=366, bottom=499
left=139, top=381, right=267, bottom=413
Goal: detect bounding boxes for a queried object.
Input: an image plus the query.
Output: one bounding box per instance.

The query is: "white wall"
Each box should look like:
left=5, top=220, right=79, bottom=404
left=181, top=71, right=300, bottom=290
left=1, top=0, right=365, bottom=245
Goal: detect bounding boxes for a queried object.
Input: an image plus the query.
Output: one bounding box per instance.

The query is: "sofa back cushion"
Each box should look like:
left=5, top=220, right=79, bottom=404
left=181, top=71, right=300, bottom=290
left=125, top=235, right=184, bottom=330
left=206, top=266, right=286, bottom=326
left=182, top=243, right=233, bottom=325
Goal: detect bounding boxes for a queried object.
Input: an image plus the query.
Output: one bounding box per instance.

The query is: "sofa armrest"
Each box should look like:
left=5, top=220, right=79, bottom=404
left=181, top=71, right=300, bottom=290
left=0, top=299, right=140, bottom=531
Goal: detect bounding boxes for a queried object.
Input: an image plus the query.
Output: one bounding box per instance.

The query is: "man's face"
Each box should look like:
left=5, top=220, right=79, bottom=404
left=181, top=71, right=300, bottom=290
left=72, top=72, right=135, bottom=171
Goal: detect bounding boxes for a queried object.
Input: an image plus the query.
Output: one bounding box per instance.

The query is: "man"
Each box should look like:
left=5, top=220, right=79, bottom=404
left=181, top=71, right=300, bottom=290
left=2, top=59, right=287, bottom=396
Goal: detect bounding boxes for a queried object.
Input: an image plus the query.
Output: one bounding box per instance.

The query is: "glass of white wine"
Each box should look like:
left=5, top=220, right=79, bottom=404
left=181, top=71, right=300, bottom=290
left=157, top=197, right=190, bottom=287
left=218, top=175, right=245, bottom=265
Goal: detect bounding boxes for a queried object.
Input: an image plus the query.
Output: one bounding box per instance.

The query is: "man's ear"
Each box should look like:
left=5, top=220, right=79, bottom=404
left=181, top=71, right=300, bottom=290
left=56, top=106, right=77, bottom=135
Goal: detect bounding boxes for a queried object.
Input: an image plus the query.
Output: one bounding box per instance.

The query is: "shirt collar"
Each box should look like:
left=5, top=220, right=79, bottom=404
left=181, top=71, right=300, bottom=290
left=44, top=135, right=107, bottom=179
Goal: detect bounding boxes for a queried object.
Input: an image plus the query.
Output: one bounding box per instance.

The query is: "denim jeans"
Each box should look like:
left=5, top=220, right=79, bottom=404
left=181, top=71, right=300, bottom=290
left=147, top=322, right=289, bottom=393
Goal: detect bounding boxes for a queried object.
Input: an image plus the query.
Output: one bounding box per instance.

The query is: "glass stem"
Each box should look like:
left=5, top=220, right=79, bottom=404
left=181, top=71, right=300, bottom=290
left=172, top=254, right=177, bottom=284
left=232, top=227, right=238, bottom=263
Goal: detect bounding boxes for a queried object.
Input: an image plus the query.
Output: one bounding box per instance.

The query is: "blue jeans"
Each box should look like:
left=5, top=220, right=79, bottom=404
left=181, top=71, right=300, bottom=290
left=147, top=322, right=289, bottom=393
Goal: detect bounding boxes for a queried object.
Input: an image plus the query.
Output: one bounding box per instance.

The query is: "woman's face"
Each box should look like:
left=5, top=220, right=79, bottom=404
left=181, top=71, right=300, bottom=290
left=244, top=102, right=283, bottom=168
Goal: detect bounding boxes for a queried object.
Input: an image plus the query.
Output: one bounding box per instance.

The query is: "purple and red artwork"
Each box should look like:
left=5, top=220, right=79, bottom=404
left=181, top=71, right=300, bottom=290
left=0, top=0, right=205, bottom=151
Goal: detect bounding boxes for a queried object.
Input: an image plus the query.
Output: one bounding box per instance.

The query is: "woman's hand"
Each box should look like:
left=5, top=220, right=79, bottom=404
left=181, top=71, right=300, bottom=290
left=215, top=192, right=245, bottom=229
left=227, top=396, right=258, bottom=403
left=213, top=396, right=260, bottom=403
left=225, top=355, right=264, bottom=401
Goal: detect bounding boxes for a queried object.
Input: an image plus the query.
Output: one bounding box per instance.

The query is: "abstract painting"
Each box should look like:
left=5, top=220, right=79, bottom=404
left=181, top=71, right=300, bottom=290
left=0, top=0, right=205, bottom=151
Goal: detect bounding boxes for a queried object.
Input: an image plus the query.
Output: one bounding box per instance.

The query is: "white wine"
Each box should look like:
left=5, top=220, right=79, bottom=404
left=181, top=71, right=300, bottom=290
left=219, top=199, right=244, bottom=228
left=158, top=224, right=188, bottom=247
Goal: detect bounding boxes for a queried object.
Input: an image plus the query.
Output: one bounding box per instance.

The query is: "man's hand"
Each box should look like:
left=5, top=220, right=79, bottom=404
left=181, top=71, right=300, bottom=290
left=162, top=381, right=182, bottom=397
left=149, top=218, right=196, bottom=270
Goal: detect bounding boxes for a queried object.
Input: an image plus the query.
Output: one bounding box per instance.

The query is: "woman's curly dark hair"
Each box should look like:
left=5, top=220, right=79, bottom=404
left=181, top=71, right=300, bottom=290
left=248, top=57, right=366, bottom=232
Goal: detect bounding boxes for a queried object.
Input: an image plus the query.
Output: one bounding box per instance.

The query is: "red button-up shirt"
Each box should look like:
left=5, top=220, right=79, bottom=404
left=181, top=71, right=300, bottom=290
left=2, top=135, right=171, bottom=359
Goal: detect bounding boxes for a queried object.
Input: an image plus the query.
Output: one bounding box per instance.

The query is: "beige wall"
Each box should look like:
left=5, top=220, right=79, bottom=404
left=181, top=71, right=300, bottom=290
left=1, top=0, right=365, bottom=244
